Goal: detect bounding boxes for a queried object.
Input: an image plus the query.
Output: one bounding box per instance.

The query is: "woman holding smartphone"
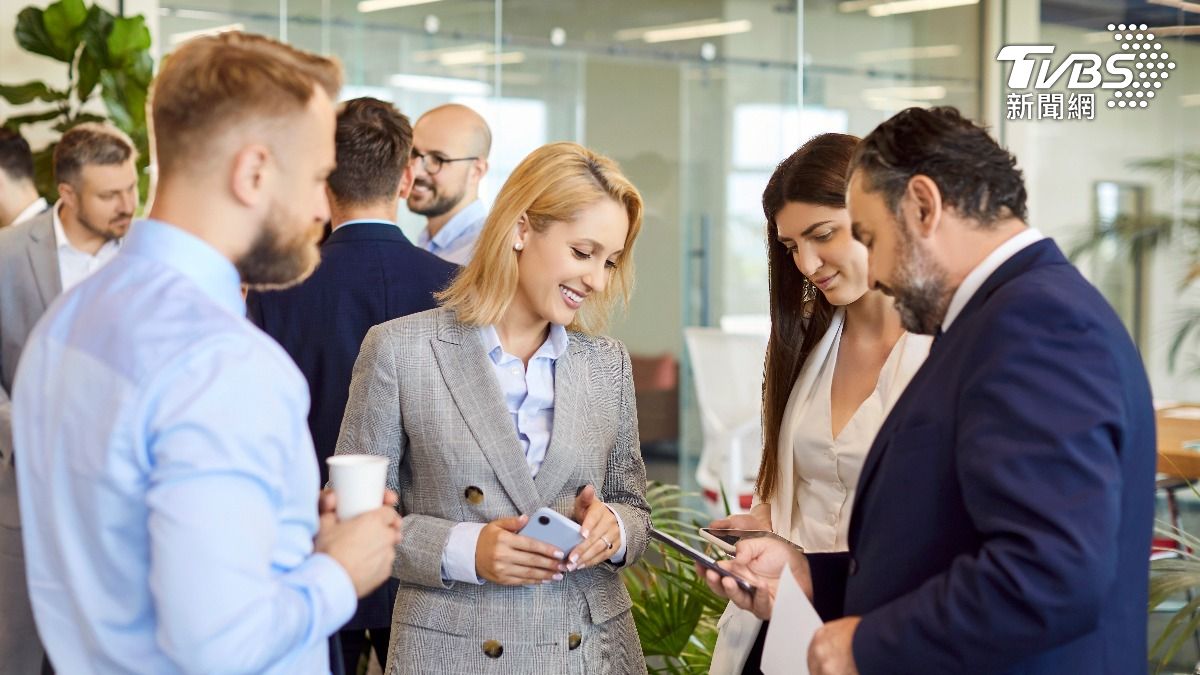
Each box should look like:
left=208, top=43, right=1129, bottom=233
left=709, top=134, right=932, bottom=673
left=334, top=142, right=651, bottom=674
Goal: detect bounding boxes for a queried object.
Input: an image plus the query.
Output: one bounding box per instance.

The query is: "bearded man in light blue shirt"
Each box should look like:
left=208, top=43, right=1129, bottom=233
left=12, top=33, right=401, bottom=675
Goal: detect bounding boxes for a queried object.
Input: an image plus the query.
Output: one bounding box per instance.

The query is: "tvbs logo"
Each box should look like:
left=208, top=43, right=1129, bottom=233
left=997, top=24, right=1176, bottom=117
left=998, top=44, right=1133, bottom=90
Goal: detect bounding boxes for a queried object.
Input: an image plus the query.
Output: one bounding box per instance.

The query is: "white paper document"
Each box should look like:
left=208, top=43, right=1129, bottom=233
left=761, top=568, right=824, bottom=675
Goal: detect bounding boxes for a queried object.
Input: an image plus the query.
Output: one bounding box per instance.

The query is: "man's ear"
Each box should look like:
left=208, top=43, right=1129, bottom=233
left=397, top=163, right=415, bottom=200
left=472, top=157, right=489, bottom=182
left=230, top=144, right=271, bottom=208
left=57, top=181, right=78, bottom=210
left=905, top=175, right=943, bottom=239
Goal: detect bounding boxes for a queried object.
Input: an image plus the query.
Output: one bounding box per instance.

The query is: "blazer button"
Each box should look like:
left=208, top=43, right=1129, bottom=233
left=482, top=639, right=503, bottom=658
left=465, top=486, right=484, bottom=505
left=568, top=633, right=582, bottom=650
left=848, top=557, right=859, bottom=576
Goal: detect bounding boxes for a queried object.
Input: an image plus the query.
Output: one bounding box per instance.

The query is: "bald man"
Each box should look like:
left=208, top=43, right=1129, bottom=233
left=407, top=103, right=491, bottom=264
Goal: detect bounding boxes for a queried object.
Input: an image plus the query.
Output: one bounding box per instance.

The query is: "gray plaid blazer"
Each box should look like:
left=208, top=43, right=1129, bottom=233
left=335, top=307, right=650, bottom=674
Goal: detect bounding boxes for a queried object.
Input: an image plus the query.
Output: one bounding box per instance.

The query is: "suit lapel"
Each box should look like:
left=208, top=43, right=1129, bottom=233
left=430, top=315, right=541, bottom=514
left=25, top=212, right=61, bottom=310
left=532, top=343, right=586, bottom=503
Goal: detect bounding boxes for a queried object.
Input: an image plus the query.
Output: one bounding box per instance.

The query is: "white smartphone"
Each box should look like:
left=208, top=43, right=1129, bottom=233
left=699, top=528, right=802, bottom=555
left=519, top=507, right=584, bottom=553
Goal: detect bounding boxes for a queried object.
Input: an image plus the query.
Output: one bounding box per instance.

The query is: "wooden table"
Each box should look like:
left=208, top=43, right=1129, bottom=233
left=1156, top=405, right=1200, bottom=479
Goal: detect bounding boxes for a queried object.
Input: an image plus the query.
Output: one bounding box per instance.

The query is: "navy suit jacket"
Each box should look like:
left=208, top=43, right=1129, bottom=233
left=247, top=222, right=456, bottom=631
left=248, top=222, right=457, bottom=481
left=810, top=238, right=1155, bottom=674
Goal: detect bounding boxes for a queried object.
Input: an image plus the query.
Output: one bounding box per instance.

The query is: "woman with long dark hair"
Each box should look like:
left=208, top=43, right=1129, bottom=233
left=709, top=133, right=932, bottom=673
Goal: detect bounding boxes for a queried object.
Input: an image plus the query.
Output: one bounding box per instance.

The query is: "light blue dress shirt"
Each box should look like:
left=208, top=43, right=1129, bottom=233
left=416, top=199, right=486, bottom=265
left=440, top=324, right=627, bottom=583
left=12, top=219, right=356, bottom=674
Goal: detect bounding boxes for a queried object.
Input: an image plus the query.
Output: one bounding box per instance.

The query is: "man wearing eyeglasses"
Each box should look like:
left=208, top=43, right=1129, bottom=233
left=408, top=103, right=491, bottom=265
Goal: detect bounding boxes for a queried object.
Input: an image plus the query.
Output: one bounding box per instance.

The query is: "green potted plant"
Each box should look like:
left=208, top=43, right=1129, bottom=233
left=1, top=0, right=153, bottom=202
left=624, top=482, right=728, bottom=673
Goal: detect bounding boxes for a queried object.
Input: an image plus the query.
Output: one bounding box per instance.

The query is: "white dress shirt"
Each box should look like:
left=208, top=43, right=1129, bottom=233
left=942, top=228, right=1045, bottom=332
left=10, top=196, right=47, bottom=227
left=52, top=203, right=121, bottom=292
left=441, top=323, right=628, bottom=584
left=417, top=199, right=486, bottom=265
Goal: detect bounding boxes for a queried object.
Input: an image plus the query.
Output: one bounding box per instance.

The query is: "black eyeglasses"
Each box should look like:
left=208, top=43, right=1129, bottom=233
left=411, top=150, right=478, bottom=176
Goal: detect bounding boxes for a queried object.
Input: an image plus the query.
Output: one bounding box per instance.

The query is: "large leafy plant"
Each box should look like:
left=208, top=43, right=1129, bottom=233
left=0, top=0, right=153, bottom=202
left=623, top=482, right=727, bottom=673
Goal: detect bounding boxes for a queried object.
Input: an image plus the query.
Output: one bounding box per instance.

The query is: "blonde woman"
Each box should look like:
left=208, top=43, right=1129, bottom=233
left=335, top=142, right=650, bottom=674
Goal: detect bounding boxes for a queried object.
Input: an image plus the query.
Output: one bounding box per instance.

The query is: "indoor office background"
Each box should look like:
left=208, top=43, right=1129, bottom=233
left=2, top=0, right=1198, bottom=511
left=3, top=0, right=1200, bottom=670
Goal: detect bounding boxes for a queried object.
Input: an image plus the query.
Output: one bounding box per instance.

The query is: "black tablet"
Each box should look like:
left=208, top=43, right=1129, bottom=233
left=650, top=528, right=755, bottom=594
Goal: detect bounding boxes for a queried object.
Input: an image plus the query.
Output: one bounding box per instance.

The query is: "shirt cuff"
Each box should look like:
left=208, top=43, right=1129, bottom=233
left=288, top=552, right=357, bottom=642
left=441, top=522, right=487, bottom=584
left=605, top=504, right=629, bottom=565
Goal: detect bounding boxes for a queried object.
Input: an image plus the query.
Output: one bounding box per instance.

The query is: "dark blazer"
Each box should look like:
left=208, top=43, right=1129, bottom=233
left=248, top=221, right=457, bottom=480
left=246, top=221, right=456, bottom=631
left=810, top=238, right=1155, bottom=674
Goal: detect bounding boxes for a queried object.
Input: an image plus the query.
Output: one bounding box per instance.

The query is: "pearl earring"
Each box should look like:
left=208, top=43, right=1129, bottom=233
left=514, top=242, right=524, bottom=251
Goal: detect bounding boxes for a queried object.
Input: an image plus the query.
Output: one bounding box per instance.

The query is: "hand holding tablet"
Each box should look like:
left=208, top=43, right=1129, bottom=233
left=650, top=528, right=756, bottom=593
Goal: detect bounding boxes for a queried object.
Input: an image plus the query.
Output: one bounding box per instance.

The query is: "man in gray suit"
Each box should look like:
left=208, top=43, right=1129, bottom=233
left=0, top=122, right=137, bottom=673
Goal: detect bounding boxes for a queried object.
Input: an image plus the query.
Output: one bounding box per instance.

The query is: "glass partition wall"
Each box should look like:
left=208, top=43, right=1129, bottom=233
left=154, top=0, right=989, bottom=495
left=151, top=0, right=1197, bottom=497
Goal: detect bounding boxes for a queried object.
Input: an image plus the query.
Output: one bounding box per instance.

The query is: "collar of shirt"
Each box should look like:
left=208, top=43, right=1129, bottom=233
left=334, top=218, right=399, bottom=229
left=123, top=218, right=246, bottom=317
left=52, top=200, right=122, bottom=255
left=941, top=227, right=1045, bottom=332
left=419, top=199, right=486, bottom=251
left=12, top=196, right=48, bottom=226
left=480, top=322, right=570, bottom=367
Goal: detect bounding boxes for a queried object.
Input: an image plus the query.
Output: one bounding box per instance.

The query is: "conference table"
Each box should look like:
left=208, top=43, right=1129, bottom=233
left=1156, top=404, right=1200, bottom=480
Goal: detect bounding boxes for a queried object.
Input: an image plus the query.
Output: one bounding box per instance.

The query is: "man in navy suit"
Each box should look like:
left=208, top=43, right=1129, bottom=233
left=247, top=97, right=456, bottom=675
left=705, top=106, right=1154, bottom=675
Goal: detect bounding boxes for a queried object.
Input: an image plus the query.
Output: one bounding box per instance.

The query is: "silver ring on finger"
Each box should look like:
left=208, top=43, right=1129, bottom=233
left=601, top=535, right=613, bottom=550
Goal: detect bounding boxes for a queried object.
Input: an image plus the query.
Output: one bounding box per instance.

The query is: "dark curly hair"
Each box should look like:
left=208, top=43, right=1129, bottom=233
left=850, top=106, right=1027, bottom=227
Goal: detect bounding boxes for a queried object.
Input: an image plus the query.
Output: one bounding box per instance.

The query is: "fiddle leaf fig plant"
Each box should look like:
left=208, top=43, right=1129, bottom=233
left=1, top=0, right=153, bottom=202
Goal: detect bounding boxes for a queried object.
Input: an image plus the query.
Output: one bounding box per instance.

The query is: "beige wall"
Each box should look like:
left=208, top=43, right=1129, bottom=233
left=583, top=58, right=684, bottom=357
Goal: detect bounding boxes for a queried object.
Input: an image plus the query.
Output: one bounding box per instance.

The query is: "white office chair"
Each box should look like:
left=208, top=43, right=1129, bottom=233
left=684, top=327, right=768, bottom=517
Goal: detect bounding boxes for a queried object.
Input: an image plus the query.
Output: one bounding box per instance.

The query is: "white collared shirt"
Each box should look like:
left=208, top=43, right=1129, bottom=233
left=941, top=228, right=1045, bottom=332
left=52, top=202, right=122, bottom=292
left=10, top=196, right=48, bottom=227
left=417, top=199, right=486, bottom=265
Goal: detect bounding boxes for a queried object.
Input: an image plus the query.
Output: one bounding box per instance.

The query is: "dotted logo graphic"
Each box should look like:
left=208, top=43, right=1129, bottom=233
left=1107, top=23, right=1176, bottom=109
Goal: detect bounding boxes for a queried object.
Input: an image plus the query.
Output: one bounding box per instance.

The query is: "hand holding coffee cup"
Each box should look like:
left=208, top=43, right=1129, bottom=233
left=317, top=454, right=401, bottom=598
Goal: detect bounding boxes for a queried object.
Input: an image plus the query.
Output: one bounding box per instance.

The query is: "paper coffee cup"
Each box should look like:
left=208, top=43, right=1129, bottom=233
left=326, top=454, right=389, bottom=520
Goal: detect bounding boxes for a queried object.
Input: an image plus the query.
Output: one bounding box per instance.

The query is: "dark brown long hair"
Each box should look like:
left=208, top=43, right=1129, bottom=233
left=756, top=133, right=860, bottom=502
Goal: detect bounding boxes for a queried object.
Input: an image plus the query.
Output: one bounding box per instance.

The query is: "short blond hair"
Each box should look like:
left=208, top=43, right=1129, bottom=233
left=149, top=32, right=342, bottom=175
left=438, top=142, right=643, bottom=335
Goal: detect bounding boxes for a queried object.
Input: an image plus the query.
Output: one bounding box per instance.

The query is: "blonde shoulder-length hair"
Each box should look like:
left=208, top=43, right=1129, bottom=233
left=437, top=141, right=643, bottom=335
